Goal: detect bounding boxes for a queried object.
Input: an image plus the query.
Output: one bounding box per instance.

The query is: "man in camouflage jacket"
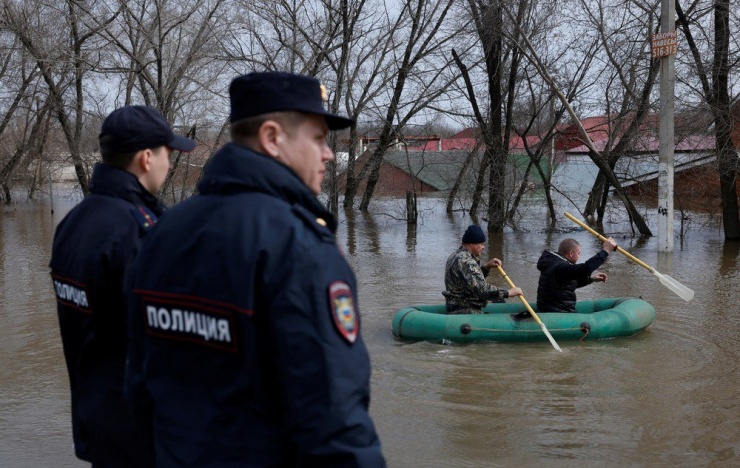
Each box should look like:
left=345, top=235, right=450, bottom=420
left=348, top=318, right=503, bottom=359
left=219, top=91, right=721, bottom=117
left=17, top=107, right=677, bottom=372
left=443, top=225, right=522, bottom=314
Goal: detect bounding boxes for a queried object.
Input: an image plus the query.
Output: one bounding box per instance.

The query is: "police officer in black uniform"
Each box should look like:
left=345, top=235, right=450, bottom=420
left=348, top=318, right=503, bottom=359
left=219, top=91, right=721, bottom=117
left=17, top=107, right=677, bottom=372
left=50, top=105, right=195, bottom=467
left=126, top=72, right=385, bottom=467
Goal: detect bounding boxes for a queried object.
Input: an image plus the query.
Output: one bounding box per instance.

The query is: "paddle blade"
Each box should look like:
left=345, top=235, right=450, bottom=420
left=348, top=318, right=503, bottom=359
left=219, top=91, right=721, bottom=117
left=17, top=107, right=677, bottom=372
left=652, top=270, right=694, bottom=302
left=539, top=323, right=563, bottom=352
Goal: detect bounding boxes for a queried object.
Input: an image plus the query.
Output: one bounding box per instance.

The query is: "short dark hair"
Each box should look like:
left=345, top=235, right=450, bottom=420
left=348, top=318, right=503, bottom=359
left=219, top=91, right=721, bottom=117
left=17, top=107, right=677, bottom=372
left=101, top=149, right=138, bottom=169
left=230, top=111, right=308, bottom=146
left=558, top=238, right=580, bottom=255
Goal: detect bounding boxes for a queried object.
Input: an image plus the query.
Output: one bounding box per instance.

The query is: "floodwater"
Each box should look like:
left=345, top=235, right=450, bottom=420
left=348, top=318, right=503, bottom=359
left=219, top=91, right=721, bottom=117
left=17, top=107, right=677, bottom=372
left=1, top=194, right=739, bottom=467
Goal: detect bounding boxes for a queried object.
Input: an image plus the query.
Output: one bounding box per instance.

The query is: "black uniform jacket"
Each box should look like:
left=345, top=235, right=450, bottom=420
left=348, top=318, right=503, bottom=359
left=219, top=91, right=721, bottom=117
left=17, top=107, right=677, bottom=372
left=536, top=249, right=608, bottom=312
left=126, top=143, right=385, bottom=467
left=50, top=163, right=161, bottom=466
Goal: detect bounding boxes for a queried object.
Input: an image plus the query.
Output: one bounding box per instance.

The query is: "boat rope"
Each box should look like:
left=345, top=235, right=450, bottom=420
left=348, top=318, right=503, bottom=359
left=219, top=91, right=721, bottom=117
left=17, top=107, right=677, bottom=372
left=394, top=309, right=415, bottom=339
left=579, top=322, right=591, bottom=341
left=464, top=326, right=583, bottom=334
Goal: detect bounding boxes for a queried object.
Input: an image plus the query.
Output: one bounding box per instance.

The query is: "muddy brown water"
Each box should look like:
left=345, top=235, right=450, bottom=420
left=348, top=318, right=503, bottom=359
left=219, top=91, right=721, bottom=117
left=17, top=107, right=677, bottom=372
left=1, top=195, right=738, bottom=467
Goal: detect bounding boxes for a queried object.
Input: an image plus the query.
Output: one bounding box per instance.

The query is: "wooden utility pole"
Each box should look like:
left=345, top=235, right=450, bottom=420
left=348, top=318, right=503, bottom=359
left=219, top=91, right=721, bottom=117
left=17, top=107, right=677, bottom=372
left=654, top=0, right=677, bottom=251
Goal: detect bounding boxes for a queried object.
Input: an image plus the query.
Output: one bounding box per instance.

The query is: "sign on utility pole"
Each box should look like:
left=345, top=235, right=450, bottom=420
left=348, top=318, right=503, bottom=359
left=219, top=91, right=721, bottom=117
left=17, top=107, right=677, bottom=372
left=652, top=0, right=676, bottom=252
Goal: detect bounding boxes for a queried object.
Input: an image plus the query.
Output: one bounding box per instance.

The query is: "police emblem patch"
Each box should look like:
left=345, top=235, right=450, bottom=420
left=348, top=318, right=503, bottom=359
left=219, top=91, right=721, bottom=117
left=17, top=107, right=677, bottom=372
left=328, top=281, right=358, bottom=344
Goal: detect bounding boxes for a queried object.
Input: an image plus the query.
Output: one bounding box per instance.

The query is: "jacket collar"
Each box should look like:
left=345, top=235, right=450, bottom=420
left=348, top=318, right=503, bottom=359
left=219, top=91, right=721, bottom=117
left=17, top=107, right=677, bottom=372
left=196, top=143, right=336, bottom=231
left=544, top=250, right=571, bottom=264
left=88, top=163, right=164, bottom=215
left=457, top=245, right=480, bottom=260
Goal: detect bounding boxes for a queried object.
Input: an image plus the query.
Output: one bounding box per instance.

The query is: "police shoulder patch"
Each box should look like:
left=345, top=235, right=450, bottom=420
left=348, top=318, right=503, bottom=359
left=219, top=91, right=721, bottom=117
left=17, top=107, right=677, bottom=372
left=131, top=206, right=158, bottom=232
left=328, top=281, right=358, bottom=344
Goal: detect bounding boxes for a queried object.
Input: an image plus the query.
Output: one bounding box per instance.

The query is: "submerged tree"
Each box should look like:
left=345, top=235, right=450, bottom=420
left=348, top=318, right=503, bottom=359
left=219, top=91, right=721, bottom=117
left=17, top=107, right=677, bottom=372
left=676, top=0, right=740, bottom=240
left=353, top=0, right=460, bottom=212
left=506, top=5, right=653, bottom=235
left=3, top=0, right=119, bottom=194
left=578, top=0, right=661, bottom=226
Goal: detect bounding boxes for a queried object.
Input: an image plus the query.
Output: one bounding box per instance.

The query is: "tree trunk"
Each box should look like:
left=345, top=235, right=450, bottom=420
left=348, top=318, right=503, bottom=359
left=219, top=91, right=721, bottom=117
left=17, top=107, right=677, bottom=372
left=712, top=0, right=740, bottom=239
left=676, top=0, right=740, bottom=239
left=1, top=101, right=51, bottom=202
left=342, top=124, right=360, bottom=209
left=469, top=156, right=488, bottom=218
left=405, top=191, right=417, bottom=224
left=508, top=160, right=533, bottom=221
left=446, top=144, right=479, bottom=213
left=452, top=0, right=509, bottom=227
left=483, top=2, right=506, bottom=232
left=359, top=123, right=397, bottom=211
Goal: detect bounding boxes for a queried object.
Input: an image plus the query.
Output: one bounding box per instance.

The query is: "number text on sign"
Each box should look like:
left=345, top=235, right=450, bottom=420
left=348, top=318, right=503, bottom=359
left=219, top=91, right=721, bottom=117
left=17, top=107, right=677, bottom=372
left=651, top=31, right=677, bottom=59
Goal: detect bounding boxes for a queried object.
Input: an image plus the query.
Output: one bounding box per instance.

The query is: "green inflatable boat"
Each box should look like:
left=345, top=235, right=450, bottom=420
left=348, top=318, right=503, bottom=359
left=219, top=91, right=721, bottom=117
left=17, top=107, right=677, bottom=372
left=392, top=297, right=655, bottom=343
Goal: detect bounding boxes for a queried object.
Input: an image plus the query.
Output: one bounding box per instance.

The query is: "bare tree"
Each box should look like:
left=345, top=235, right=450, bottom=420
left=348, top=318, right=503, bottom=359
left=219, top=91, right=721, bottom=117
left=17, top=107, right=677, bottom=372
left=339, top=0, right=413, bottom=210
left=0, top=32, right=41, bottom=201
left=452, top=0, right=580, bottom=230
left=676, top=0, right=740, bottom=240
left=99, top=0, right=231, bottom=202
left=0, top=98, right=51, bottom=203
left=511, top=82, right=565, bottom=230
left=446, top=139, right=482, bottom=214
left=0, top=35, right=38, bottom=142
left=504, top=4, right=653, bottom=235
left=1, top=0, right=734, bottom=235
left=464, top=0, right=509, bottom=230
left=351, top=0, right=460, bottom=211
left=222, top=0, right=393, bottom=212
left=3, top=0, right=120, bottom=194
left=228, top=0, right=346, bottom=75
left=320, top=0, right=393, bottom=213
left=103, top=0, right=229, bottom=118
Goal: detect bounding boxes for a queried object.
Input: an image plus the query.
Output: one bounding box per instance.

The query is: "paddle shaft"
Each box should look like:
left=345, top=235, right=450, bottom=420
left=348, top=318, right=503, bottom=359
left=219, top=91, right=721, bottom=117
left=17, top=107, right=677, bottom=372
left=496, top=266, right=562, bottom=352
left=495, top=266, right=543, bottom=326
left=563, top=212, right=653, bottom=272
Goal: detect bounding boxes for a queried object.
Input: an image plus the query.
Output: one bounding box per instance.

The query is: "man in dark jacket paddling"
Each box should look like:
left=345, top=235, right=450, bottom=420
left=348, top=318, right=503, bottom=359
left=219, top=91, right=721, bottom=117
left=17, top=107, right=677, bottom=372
left=536, top=237, right=618, bottom=312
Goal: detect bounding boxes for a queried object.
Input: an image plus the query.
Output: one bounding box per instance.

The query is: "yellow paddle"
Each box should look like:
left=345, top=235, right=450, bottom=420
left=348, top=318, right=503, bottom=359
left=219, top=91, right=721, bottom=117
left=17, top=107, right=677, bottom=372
left=496, top=265, right=562, bottom=352
left=564, top=212, right=694, bottom=302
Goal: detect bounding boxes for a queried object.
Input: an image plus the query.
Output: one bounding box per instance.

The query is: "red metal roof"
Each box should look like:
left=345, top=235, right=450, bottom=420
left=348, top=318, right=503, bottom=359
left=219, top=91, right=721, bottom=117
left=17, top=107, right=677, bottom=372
left=565, top=133, right=716, bottom=154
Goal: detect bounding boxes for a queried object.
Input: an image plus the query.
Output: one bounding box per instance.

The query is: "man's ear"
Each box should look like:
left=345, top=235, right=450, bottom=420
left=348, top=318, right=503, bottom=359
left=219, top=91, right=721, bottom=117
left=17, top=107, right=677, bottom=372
left=257, top=120, right=282, bottom=158
left=130, top=149, right=151, bottom=176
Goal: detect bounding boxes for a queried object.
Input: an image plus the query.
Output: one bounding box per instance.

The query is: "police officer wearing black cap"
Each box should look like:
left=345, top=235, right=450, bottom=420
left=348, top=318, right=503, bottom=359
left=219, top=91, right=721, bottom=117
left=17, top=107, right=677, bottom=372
left=126, top=72, right=385, bottom=466
left=50, top=105, right=195, bottom=467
